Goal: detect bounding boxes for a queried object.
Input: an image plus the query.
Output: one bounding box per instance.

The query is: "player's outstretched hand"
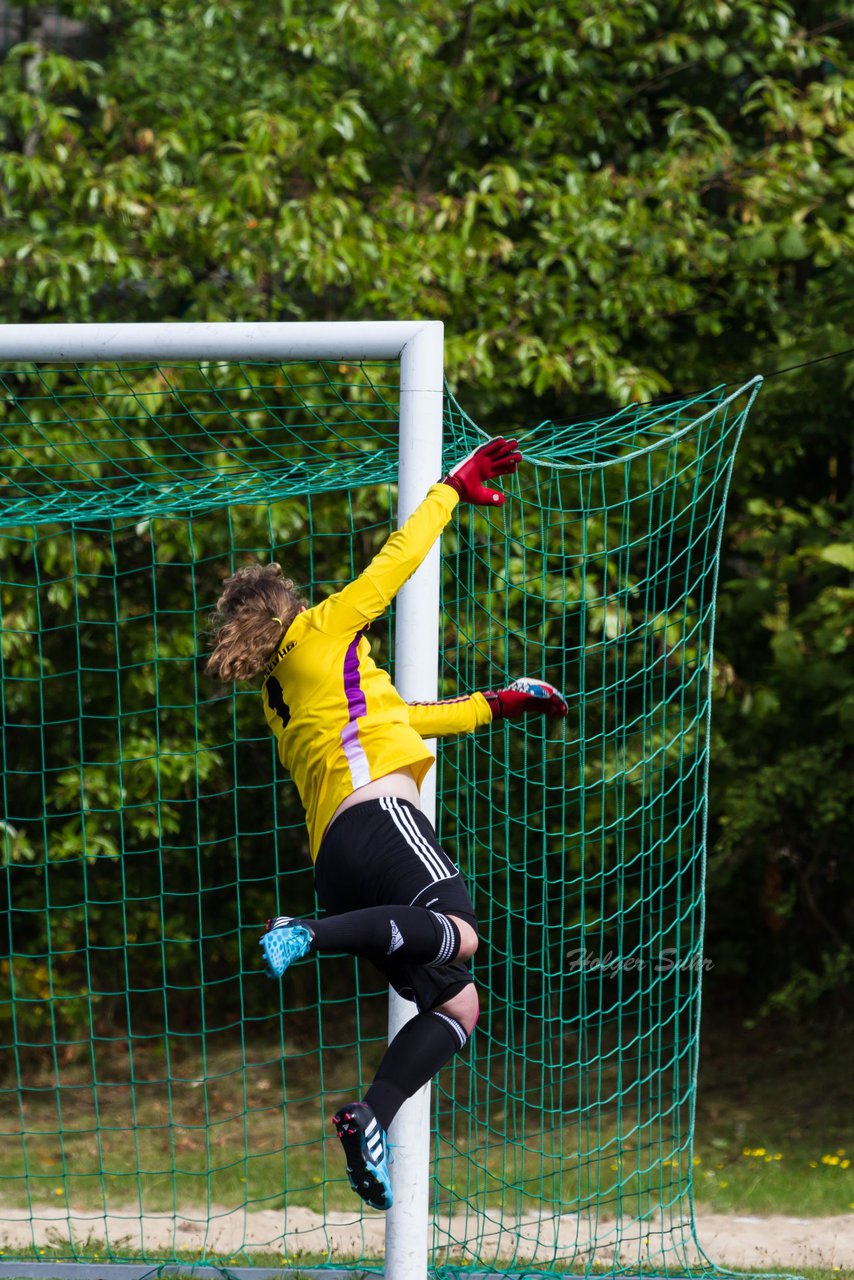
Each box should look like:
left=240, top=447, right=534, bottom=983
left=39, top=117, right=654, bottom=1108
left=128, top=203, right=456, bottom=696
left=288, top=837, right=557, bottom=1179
left=442, top=437, right=522, bottom=505
left=484, top=677, right=568, bottom=720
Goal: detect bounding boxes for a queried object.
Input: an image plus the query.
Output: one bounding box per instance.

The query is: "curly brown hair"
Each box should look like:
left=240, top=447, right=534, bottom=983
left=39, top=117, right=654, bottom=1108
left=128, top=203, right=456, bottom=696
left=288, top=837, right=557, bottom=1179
left=205, top=562, right=305, bottom=683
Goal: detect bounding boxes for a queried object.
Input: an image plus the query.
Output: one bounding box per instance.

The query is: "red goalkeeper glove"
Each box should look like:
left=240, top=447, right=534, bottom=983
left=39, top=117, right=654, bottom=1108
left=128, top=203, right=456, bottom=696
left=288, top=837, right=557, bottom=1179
left=442, top=437, right=522, bottom=505
left=483, top=677, right=568, bottom=720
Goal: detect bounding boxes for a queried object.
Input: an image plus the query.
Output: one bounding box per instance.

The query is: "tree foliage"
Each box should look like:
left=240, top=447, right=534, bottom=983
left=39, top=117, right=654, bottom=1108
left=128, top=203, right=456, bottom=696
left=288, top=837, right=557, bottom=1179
left=1, top=0, right=851, bottom=1021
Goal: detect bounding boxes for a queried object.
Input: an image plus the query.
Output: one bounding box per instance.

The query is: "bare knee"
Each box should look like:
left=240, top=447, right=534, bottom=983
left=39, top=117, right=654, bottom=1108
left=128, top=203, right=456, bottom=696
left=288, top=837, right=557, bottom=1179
left=448, top=915, right=478, bottom=961
left=435, top=981, right=479, bottom=1035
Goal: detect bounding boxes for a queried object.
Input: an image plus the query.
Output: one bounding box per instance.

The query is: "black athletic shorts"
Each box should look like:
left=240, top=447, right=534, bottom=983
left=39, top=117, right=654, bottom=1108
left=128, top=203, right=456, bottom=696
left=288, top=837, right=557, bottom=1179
left=313, top=796, right=477, bottom=1013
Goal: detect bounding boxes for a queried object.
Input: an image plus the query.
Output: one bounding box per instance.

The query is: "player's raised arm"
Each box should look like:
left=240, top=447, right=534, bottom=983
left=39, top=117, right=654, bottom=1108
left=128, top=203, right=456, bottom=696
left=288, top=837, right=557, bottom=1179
left=308, top=437, right=522, bottom=636
left=406, top=693, right=494, bottom=738
left=442, top=436, right=522, bottom=506
left=407, top=678, right=567, bottom=739
left=482, top=677, right=568, bottom=720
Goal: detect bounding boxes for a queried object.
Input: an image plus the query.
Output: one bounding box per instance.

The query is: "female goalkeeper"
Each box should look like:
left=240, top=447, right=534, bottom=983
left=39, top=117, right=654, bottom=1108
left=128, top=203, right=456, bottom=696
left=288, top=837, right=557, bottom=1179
left=205, top=438, right=567, bottom=1212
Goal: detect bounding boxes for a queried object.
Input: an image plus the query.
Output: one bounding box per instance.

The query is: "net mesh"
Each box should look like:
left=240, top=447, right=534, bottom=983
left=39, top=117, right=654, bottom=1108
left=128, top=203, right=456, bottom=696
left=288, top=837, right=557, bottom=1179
left=0, top=357, right=760, bottom=1276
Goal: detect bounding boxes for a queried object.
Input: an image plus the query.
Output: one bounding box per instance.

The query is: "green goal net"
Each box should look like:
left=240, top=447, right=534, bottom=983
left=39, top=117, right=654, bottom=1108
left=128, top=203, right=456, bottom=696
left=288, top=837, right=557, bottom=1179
left=0, top=357, right=760, bottom=1275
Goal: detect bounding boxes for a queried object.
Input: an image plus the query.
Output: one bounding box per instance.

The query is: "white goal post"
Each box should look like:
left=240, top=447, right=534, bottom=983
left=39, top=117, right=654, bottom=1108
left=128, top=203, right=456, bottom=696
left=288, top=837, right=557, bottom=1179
left=0, top=320, right=445, bottom=1280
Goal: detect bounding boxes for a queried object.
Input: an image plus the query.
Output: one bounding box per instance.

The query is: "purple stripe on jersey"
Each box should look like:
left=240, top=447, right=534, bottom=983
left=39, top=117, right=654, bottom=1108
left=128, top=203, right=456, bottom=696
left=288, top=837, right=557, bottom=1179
left=343, top=632, right=368, bottom=720
left=341, top=631, right=371, bottom=788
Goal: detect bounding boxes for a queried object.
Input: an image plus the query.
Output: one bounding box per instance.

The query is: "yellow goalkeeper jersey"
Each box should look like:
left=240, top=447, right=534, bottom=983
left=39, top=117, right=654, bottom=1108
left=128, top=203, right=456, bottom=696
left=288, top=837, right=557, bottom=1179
left=261, top=482, right=493, bottom=859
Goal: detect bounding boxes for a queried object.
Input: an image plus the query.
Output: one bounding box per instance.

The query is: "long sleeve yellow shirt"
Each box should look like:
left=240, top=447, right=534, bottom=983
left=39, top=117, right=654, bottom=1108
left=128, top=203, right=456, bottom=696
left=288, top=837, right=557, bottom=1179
left=261, top=483, right=493, bottom=858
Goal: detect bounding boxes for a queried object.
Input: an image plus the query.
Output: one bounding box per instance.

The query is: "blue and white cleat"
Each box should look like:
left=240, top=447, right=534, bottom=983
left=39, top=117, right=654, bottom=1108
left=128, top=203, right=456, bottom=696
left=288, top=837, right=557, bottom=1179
left=260, top=916, right=315, bottom=979
left=332, top=1102, right=393, bottom=1211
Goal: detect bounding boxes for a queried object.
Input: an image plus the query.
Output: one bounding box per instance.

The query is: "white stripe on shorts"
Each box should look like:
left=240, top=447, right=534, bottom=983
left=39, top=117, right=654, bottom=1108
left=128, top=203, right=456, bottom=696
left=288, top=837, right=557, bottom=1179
left=379, top=796, right=450, bottom=884
left=391, top=797, right=457, bottom=881
left=393, top=799, right=450, bottom=880
left=396, top=801, right=460, bottom=880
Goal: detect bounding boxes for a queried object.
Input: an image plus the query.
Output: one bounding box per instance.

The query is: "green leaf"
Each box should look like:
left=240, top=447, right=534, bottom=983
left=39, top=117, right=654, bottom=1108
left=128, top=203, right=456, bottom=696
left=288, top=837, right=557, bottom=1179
left=778, top=225, right=809, bottom=260
left=819, top=544, right=854, bottom=571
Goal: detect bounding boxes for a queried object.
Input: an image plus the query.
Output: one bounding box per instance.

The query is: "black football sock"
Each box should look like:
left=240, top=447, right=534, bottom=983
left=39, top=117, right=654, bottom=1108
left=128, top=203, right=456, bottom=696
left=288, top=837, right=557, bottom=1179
left=364, top=1008, right=470, bottom=1131
left=307, top=905, right=461, bottom=966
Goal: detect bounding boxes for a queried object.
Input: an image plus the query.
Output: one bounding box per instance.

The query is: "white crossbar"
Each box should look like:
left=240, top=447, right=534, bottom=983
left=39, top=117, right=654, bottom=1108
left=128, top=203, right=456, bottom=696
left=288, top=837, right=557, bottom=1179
left=0, top=320, right=440, bottom=362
